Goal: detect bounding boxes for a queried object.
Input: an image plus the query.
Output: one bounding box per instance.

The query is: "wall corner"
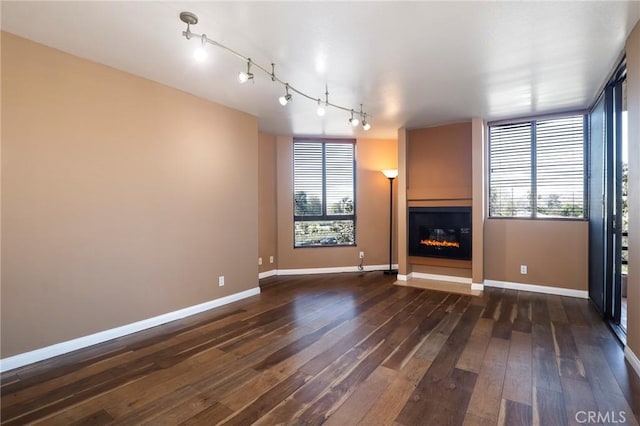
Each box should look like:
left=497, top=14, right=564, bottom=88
left=397, top=127, right=410, bottom=276
left=471, top=117, right=486, bottom=284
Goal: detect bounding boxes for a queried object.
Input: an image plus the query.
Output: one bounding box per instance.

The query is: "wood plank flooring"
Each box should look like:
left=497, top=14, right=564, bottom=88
left=2, top=273, right=640, bottom=425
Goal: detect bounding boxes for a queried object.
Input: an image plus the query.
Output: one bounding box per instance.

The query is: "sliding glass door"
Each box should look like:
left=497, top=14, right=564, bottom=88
left=588, top=59, right=627, bottom=339
left=589, top=93, right=607, bottom=315
left=615, top=77, right=628, bottom=332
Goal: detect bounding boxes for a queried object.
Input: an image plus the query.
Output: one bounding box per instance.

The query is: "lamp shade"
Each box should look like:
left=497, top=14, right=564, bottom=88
left=381, top=169, right=399, bottom=179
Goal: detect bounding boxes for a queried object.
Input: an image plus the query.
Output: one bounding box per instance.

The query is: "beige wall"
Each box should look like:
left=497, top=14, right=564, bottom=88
left=258, top=133, right=277, bottom=273
left=626, top=21, right=640, bottom=356
left=398, top=129, right=409, bottom=275
left=399, top=121, right=589, bottom=291
left=404, top=122, right=473, bottom=277
left=1, top=33, right=259, bottom=358
left=471, top=118, right=486, bottom=284
left=407, top=122, right=472, bottom=201
left=276, top=136, right=398, bottom=270
left=484, top=219, right=588, bottom=290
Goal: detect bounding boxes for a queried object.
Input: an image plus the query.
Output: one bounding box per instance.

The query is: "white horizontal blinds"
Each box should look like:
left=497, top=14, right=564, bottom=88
left=293, top=139, right=356, bottom=247
left=294, top=142, right=323, bottom=216
left=488, top=114, right=586, bottom=219
left=536, top=116, right=585, bottom=218
left=325, top=143, right=355, bottom=216
left=489, top=122, right=532, bottom=217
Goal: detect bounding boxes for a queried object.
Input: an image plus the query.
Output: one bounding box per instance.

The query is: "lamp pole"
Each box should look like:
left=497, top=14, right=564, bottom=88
left=381, top=170, right=398, bottom=275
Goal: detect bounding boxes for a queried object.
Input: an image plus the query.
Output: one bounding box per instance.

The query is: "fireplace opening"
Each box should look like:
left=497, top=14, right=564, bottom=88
left=408, top=207, right=471, bottom=260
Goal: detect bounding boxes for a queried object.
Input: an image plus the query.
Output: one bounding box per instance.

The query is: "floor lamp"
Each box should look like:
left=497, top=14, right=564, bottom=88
left=381, top=169, right=398, bottom=275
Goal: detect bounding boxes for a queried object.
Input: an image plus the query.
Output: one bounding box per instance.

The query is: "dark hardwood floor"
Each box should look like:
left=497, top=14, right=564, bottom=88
left=2, top=273, right=640, bottom=425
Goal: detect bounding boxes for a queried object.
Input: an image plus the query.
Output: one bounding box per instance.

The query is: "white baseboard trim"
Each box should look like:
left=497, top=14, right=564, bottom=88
left=624, top=346, right=640, bottom=379
left=258, top=270, right=277, bottom=279
left=471, top=282, right=485, bottom=291
left=397, top=273, right=411, bottom=281
left=275, top=264, right=399, bottom=276
left=483, top=280, right=588, bottom=299
left=411, top=272, right=472, bottom=284
left=0, top=287, right=261, bottom=373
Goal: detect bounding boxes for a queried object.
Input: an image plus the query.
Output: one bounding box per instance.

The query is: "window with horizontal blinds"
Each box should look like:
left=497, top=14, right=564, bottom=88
left=489, top=122, right=532, bottom=217
left=489, top=114, right=586, bottom=219
left=294, top=143, right=323, bottom=216
left=326, top=144, right=355, bottom=216
left=293, top=139, right=355, bottom=247
left=536, top=116, right=585, bottom=217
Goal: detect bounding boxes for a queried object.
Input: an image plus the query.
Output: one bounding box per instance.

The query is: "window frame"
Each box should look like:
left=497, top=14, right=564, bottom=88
left=293, top=137, right=357, bottom=247
left=487, top=111, right=588, bottom=220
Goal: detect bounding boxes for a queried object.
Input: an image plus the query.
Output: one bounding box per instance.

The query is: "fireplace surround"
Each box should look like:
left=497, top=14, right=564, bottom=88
left=408, top=207, right=472, bottom=260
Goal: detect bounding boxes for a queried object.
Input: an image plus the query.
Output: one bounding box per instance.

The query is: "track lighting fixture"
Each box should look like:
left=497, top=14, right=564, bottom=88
left=179, top=11, right=371, bottom=129
left=317, top=87, right=329, bottom=117
left=349, top=110, right=359, bottom=127
left=193, top=34, right=208, bottom=62
left=279, top=84, right=292, bottom=106
left=238, top=59, right=254, bottom=83
left=361, top=107, right=371, bottom=130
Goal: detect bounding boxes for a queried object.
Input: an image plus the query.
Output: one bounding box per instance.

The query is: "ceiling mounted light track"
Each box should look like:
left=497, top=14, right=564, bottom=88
left=179, top=11, right=371, bottom=131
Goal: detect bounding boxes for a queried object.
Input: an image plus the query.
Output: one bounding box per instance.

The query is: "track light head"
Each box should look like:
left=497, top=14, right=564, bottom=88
left=279, top=94, right=292, bottom=106
left=279, top=85, right=292, bottom=106
left=317, top=99, right=326, bottom=116
left=239, top=71, right=253, bottom=83
left=349, top=110, right=359, bottom=127
left=193, top=34, right=208, bottom=62
left=362, top=113, right=371, bottom=131
left=239, top=59, right=254, bottom=83
left=194, top=48, right=207, bottom=62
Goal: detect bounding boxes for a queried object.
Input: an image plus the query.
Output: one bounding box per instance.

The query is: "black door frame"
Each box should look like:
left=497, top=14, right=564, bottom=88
left=588, top=92, right=607, bottom=315
left=588, top=57, right=627, bottom=341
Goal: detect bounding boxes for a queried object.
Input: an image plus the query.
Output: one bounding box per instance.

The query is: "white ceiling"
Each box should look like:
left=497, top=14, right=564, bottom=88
left=2, top=1, right=639, bottom=140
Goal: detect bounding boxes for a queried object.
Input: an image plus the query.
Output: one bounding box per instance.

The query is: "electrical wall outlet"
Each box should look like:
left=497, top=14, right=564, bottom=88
left=218, top=276, right=225, bottom=286
left=258, top=257, right=262, bottom=265
left=269, top=256, right=274, bottom=264
left=520, top=265, right=528, bottom=275
left=359, top=251, right=365, bottom=259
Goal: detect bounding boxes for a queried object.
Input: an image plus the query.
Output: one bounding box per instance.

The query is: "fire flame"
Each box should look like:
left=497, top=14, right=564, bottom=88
left=420, top=239, right=460, bottom=248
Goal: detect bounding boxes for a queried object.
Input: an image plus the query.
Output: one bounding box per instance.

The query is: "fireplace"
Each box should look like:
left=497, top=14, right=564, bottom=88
left=408, top=207, right=472, bottom=260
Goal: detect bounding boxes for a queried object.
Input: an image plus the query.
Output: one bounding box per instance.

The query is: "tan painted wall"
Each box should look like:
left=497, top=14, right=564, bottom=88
left=399, top=119, right=589, bottom=292
left=258, top=133, right=278, bottom=273
left=276, top=136, right=398, bottom=270
left=471, top=118, right=485, bottom=284
left=1, top=33, right=259, bottom=358
left=407, top=122, right=472, bottom=201
left=398, top=129, right=409, bottom=275
left=405, top=122, right=473, bottom=277
left=625, top=21, right=640, bottom=356
left=412, top=265, right=471, bottom=278
left=484, top=219, right=588, bottom=290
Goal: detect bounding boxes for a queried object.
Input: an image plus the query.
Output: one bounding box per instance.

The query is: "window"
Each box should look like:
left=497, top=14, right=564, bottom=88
left=489, top=114, right=586, bottom=219
left=293, top=139, right=355, bottom=247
